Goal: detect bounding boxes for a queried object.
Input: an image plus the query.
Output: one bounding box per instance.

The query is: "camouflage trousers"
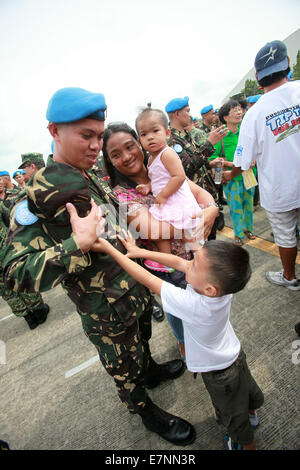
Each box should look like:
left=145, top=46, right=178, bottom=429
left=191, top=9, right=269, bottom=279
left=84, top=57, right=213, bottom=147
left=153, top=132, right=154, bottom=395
left=0, top=264, right=44, bottom=317
left=79, top=289, right=153, bottom=414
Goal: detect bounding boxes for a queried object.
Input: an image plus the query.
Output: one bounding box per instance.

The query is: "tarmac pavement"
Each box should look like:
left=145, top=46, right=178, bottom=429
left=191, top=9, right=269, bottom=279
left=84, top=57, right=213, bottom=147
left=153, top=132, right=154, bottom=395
left=1, top=204, right=299, bottom=451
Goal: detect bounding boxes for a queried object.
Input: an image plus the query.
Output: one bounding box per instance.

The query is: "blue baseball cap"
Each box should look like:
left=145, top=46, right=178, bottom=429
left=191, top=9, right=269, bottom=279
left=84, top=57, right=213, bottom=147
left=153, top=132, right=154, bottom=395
left=200, top=104, right=214, bottom=115
left=165, top=96, right=189, bottom=113
left=255, top=40, right=289, bottom=81
left=46, top=87, right=107, bottom=123
left=13, top=169, right=26, bottom=178
left=0, top=171, right=9, bottom=177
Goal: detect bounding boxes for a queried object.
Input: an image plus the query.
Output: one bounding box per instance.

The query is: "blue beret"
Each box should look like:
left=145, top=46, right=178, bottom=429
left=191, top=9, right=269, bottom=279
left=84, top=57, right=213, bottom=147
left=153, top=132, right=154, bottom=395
left=0, top=171, right=9, bottom=176
left=13, top=169, right=25, bottom=178
left=200, top=105, right=213, bottom=115
left=165, top=96, right=189, bottom=113
left=247, top=95, right=261, bottom=103
left=46, top=87, right=107, bottom=123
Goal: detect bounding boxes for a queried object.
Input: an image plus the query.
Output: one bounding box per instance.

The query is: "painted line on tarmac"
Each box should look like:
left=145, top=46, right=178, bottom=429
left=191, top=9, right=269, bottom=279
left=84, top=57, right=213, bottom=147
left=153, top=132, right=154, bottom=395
left=221, top=226, right=300, bottom=264
left=0, top=314, right=14, bottom=322
left=65, top=355, right=99, bottom=378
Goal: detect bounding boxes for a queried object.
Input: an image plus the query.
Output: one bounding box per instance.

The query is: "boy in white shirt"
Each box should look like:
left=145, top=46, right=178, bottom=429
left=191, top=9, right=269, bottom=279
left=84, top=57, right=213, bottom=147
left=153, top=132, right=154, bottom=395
left=93, top=232, right=264, bottom=450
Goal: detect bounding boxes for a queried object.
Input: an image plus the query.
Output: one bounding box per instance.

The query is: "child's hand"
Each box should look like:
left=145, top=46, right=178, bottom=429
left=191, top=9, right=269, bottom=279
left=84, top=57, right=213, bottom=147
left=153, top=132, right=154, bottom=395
left=136, top=182, right=151, bottom=196
left=90, top=237, right=112, bottom=253
left=154, top=193, right=167, bottom=208
left=117, top=230, right=143, bottom=258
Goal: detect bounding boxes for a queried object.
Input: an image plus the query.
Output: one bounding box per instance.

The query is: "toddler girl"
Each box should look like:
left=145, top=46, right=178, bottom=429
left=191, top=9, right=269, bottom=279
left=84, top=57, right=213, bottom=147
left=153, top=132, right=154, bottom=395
left=135, top=108, right=202, bottom=272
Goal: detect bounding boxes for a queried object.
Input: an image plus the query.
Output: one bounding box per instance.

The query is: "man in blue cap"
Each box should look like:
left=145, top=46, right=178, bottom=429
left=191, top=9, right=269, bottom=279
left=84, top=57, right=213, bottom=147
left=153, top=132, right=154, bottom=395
left=3, top=87, right=195, bottom=446
left=166, top=96, right=228, bottom=238
left=0, top=171, right=17, bottom=190
left=225, top=40, right=300, bottom=294
left=13, top=169, right=26, bottom=188
left=199, top=104, right=217, bottom=134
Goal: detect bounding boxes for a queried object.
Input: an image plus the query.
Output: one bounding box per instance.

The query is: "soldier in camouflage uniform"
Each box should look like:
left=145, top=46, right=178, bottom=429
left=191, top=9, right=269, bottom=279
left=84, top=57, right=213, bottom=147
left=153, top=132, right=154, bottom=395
left=18, top=152, right=46, bottom=183
left=0, top=174, right=49, bottom=329
left=165, top=97, right=228, bottom=239
left=2, top=87, right=195, bottom=446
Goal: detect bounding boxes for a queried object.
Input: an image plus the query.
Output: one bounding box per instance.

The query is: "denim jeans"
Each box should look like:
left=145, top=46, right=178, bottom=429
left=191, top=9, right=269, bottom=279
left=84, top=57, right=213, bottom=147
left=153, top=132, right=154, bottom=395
left=148, top=268, right=186, bottom=344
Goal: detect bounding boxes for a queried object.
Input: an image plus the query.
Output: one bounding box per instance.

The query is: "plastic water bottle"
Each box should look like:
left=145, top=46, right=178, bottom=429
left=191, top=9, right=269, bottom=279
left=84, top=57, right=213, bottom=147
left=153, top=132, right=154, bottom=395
left=214, top=162, right=223, bottom=185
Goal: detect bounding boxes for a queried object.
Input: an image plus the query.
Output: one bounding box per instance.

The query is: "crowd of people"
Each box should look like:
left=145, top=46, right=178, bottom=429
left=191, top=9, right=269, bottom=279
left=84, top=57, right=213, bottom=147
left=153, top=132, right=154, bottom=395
left=1, top=39, right=299, bottom=451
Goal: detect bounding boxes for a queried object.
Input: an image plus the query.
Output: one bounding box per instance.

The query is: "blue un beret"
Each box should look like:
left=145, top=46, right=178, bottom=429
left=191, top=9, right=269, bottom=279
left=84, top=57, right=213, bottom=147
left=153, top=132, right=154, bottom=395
left=0, top=171, right=10, bottom=177
left=247, top=95, right=261, bottom=104
left=13, top=169, right=25, bottom=178
left=165, top=96, right=189, bottom=113
left=46, top=87, right=107, bottom=123
left=201, top=105, right=214, bottom=115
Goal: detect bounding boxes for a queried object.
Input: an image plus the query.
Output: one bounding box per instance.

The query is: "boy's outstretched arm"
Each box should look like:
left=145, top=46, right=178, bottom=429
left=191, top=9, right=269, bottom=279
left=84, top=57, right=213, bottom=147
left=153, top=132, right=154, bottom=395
left=118, top=231, right=189, bottom=273
left=91, top=237, right=163, bottom=296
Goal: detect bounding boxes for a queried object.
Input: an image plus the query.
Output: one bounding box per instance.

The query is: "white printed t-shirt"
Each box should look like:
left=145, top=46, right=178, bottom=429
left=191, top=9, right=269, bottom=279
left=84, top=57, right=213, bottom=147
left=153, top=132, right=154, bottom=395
left=233, top=80, right=300, bottom=212
left=161, top=281, right=240, bottom=373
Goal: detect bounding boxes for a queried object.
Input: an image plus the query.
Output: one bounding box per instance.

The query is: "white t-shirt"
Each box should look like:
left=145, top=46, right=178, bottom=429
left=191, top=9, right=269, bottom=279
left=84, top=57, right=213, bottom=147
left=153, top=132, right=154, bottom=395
left=233, top=80, right=300, bottom=212
left=161, top=281, right=240, bottom=373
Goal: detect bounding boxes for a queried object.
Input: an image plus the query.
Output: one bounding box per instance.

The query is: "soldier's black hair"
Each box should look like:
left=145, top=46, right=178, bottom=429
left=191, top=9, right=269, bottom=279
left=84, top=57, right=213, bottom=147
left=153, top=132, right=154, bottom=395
left=135, top=108, right=169, bottom=133
left=257, top=66, right=290, bottom=88
left=102, top=122, right=148, bottom=188
left=203, top=240, right=251, bottom=296
left=218, top=100, right=241, bottom=125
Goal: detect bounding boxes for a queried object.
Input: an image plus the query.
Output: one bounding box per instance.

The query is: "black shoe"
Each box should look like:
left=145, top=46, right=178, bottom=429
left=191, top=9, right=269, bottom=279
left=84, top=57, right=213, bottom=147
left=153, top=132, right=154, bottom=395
left=295, top=321, right=300, bottom=336
left=145, top=357, right=185, bottom=389
left=24, top=311, right=39, bottom=330
left=0, top=439, right=10, bottom=450
left=152, top=305, right=164, bottom=322
left=32, top=303, right=50, bottom=326
left=139, top=397, right=196, bottom=446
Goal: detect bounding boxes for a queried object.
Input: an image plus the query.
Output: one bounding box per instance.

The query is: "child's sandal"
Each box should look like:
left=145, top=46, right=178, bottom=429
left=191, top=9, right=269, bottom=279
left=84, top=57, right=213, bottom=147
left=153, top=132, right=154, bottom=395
left=234, top=237, right=244, bottom=246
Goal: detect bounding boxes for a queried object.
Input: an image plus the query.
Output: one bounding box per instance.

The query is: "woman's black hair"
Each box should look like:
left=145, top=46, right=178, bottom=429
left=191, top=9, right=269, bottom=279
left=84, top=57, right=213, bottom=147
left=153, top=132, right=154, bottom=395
left=102, top=122, right=148, bottom=188
left=218, top=99, right=241, bottom=125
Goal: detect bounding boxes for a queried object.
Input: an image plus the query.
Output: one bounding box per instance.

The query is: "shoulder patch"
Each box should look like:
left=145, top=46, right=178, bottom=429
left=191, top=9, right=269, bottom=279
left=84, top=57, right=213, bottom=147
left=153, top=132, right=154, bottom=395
left=15, top=199, right=39, bottom=226
left=173, top=144, right=183, bottom=153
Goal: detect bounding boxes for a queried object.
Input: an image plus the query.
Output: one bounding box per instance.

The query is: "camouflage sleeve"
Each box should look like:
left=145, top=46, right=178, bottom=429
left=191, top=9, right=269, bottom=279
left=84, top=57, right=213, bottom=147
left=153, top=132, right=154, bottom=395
left=193, top=140, right=215, bottom=159
left=2, top=212, right=92, bottom=294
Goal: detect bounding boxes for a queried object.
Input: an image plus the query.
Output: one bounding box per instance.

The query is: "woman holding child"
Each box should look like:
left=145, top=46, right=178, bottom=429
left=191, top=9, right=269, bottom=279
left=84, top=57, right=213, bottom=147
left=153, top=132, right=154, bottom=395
left=101, top=116, right=218, bottom=358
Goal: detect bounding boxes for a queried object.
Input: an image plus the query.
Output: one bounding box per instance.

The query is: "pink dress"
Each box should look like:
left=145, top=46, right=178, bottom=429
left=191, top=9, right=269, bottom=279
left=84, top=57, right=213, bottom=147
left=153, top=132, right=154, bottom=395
left=148, top=147, right=201, bottom=231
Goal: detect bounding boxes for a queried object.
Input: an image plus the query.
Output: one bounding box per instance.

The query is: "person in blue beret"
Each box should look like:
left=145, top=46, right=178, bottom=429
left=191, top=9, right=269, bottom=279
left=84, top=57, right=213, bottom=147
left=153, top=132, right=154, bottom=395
left=12, top=169, right=26, bottom=188
left=199, top=104, right=218, bottom=134
left=0, top=171, right=16, bottom=190
left=3, top=87, right=195, bottom=446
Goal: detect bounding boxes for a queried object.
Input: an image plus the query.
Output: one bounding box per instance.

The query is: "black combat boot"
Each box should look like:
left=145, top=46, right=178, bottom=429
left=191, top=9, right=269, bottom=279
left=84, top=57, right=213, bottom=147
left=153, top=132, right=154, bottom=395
left=24, top=311, right=38, bottom=330
left=32, top=303, right=50, bottom=325
left=139, top=397, right=196, bottom=446
left=24, top=303, right=50, bottom=329
left=145, top=356, right=185, bottom=389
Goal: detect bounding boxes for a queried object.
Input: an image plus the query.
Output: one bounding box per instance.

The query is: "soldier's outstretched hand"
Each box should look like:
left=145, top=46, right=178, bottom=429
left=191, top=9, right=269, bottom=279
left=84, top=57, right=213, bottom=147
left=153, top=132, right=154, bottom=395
left=66, top=200, right=103, bottom=253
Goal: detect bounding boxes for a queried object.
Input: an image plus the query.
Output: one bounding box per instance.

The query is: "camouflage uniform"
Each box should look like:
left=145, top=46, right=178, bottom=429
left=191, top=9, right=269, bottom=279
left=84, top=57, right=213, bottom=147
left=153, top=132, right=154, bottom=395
left=189, top=126, right=208, bottom=147
left=168, top=127, right=218, bottom=200
left=198, top=120, right=212, bottom=135
left=18, top=152, right=45, bottom=169
left=0, top=188, right=45, bottom=318
left=3, top=156, right=153, bottom=413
